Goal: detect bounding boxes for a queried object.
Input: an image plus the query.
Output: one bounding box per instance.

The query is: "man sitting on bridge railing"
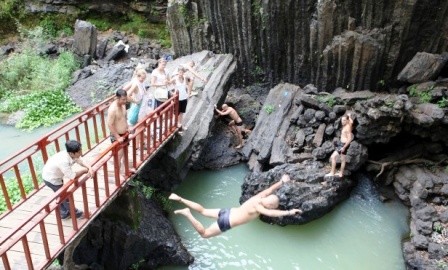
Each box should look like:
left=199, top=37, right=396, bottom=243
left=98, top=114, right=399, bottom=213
left=42, top=140, right=93, bottom=219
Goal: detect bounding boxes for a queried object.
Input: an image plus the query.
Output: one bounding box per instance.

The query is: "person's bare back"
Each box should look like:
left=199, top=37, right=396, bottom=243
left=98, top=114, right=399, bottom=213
left=170, top=174, right=302, bottom=238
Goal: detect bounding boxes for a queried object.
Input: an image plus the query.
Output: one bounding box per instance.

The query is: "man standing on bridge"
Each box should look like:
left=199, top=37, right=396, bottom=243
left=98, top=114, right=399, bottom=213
left=107, top=89, right=136, bottom=177
left=42, top=140, right=92, bottom=219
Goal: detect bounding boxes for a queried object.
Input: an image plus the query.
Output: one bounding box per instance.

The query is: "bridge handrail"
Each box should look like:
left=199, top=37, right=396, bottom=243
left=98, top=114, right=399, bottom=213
left=0, top=93, right=179, bottom=270
left=0, top=96, right=114, bottom=171
left=0, top=96, right=114, bottom=216
left=0, top=136, right=119, bottom=253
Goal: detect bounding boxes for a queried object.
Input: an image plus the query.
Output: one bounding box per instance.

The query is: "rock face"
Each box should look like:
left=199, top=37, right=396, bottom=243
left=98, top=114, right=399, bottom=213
left=138, top=50, right=237, bottom=190
left=240, top=163, right=355, bottom=225
left=73, top=188, right=193, bottom=269
left=242, top=83, right=369, bottom=174
left=167, top=0, right=448, bottom=90
left=73, top=20, right=97, bottom=58
left=397, top=52, right=448, bottom=84
left=394, top=166, right=448, bottom=270
left=24, top=0, right=167, bottom=23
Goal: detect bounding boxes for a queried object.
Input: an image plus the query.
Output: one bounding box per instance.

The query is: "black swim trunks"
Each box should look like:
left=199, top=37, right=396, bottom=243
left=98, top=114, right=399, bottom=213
left=334, top=141, right=349, bottom=155
left=110, top=133, right=128, bottom=143
left=235, top=121, right=243, bottom=126
left=217, top=208, right=231, bottom=232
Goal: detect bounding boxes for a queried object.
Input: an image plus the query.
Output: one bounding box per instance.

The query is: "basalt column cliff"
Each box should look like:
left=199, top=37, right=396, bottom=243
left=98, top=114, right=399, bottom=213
left=167, top=0, right=448, bottom=91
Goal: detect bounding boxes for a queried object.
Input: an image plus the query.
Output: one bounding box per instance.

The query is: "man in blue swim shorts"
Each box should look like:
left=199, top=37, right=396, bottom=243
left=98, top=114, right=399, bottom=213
left=169, top=174, right=302, bottom=238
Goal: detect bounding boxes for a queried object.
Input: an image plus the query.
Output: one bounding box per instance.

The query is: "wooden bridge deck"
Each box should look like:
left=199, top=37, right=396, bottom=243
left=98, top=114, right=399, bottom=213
left=0, top=139, right=121, bottom=269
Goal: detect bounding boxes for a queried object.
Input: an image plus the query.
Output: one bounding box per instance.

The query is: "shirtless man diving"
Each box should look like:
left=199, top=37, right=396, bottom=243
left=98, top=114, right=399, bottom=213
left=215, top=104, right=251, bottom=149
left=325, top=113, right=354, bottom=177
left=169, top=174, right=302, bottom=238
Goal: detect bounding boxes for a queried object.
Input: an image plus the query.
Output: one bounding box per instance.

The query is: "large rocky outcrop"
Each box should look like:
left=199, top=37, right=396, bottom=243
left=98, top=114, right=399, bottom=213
left=393, top=166, right=448, bottom=269
left=138, top=50, right=237, bottom=190
left=72, top=187, right=193, bottom=269
left=167, top=0, right=448, bottom=90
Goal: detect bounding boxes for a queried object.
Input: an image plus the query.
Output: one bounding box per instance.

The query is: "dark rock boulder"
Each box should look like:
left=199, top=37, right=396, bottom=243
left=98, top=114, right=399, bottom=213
left=67, top=62, right=134, bottom=109
left=192, top=121, right=242, bottom=170
left=240, top=163, right=355, bottom=225
left=393, top=165, right=448, bottom=269
left=73, top=20, right=97, bottom=58
left=242, top=83, right=301, bottom=167
left=73, top=188, right=193, bottom=269
left=397, top=52, right=448, bottom=84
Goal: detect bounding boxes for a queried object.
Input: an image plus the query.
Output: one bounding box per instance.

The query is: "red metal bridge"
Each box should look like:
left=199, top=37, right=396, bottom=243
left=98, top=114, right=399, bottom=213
left=0, top=95, right=179, bottom=269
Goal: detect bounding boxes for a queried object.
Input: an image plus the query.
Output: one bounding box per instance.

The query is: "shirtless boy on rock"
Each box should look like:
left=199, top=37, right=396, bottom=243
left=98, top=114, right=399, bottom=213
left=325, top=113, right=354, bottom=178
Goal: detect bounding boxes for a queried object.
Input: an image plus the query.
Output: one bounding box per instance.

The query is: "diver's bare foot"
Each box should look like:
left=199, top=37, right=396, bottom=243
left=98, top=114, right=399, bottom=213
left=336, top=172, right=343, bottom=177
left=324, top=173, right=334, bottom=177
left=174, top=208, right=190, bottom=216
left=169, top=193, right=181, bottom=201
left=235, top=144, right=243, bottom=149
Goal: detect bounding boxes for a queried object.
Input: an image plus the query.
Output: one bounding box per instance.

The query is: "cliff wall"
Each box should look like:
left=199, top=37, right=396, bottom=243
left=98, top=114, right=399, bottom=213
left=167, top=0, right=448, bottom=91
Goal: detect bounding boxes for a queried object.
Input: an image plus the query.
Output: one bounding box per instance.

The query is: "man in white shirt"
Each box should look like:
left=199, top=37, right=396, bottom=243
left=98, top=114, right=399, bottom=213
left=42, top=140, right=93, bottom=219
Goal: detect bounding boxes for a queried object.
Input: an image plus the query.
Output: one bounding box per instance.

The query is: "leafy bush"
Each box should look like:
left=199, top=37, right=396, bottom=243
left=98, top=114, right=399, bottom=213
left=87, top=18, right=113, bottom=31
left=438, top=97, right=448, bottom=108
left=0, top=175, right=40, bottom=214
left=121, top=12, right=147, bottom=34
left=0, top=28, right=81, bottom=130
left=0, top=0, right=21, bottom=20
left=316, top=95, right=337, bottom=107
left=408, top=84, right=433, bottom=103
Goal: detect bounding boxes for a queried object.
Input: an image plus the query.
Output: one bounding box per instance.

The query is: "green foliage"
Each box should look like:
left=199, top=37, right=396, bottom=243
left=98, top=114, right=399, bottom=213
left=16, top=90, right=81, bottom=130
left=433, top=223, right=443, bottom=234
left=0, top=0, right=21, bottom=19
left=251, top=0, right=268, bottom=29
left=0, top=31, right=81, bottom=130
left=0, top=175, right=40, bottom=214
left=251, top=65, right=264, bottom=77
left=121, top=12, right=148, bottom=34
left=408, top=84, right=433, bottom=103
left=264, top=104, right=275, bottom=114
left=177, top=3, right=205, bottom=29
left=130, top=259, right=145, bottom=270
left=316, top=95, right=337, bottom=107
left=377, top=80, right=385, bottom=87
left=88, top=18, right=113, bottom=31
left=157, top=26, right=172, bottom=48
left=130, top=180, right=172, bottom=212
left=438, top=97, right=448, bottom=108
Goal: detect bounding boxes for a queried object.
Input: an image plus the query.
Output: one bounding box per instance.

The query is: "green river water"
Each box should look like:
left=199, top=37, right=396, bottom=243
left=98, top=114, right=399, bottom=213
left=163, top=165, right=409, bottom=270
